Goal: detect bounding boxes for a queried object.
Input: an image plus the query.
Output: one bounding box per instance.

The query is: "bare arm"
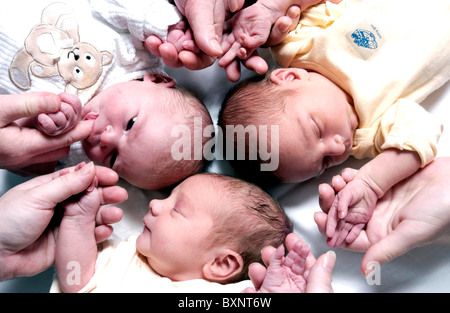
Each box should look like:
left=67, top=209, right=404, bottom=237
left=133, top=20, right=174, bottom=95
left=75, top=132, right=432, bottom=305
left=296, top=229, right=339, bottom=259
left=354, top=149, right=421, bottom=199
left=326, top=149, right=421, bottom=247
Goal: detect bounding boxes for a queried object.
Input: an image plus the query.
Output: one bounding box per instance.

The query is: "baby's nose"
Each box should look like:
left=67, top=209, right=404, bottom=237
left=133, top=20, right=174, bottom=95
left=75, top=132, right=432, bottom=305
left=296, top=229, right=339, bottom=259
left=329, top=135, right=346, bottom=155
left=149, top=200, right=162, bottom=217
left=100, top=125, right=119, bottom=148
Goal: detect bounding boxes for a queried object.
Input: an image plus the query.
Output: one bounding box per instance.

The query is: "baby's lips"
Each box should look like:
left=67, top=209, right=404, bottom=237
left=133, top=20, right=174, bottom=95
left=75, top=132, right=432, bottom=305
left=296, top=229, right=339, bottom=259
left=83, top=112, right=99, bottom=121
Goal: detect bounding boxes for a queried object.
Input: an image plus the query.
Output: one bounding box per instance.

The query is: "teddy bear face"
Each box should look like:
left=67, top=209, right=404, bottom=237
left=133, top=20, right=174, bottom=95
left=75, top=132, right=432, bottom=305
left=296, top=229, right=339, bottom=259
left=58, top=43, right=112, bottom=89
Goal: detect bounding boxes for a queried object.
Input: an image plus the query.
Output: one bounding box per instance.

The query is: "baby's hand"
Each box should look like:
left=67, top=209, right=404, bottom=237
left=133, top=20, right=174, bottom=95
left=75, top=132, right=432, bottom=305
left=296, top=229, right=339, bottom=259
left=37, top=93, right=81, bottom=136
left=326, top=176, right=378, bottom=247
left=219, top=4, right=300, bottom=81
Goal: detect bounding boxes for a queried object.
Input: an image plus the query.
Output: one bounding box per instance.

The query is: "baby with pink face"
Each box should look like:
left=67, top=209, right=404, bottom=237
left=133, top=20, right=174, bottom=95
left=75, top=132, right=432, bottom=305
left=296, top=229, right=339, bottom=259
left=54, top=172, right=293, bottom=292
left=32, top=73, right=212, bottom=190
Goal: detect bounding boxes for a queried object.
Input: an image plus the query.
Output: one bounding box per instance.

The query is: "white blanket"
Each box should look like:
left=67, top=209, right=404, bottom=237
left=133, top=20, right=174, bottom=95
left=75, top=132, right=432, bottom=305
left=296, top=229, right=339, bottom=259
left=1, top=51, right=450, bottom=292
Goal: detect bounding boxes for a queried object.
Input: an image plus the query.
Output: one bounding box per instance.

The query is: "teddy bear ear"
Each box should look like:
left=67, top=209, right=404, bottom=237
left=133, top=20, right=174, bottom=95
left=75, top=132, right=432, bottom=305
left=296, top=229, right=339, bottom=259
left=101, top=51, right=113, bottom=66
left=9, top=48, right=33, bottom=90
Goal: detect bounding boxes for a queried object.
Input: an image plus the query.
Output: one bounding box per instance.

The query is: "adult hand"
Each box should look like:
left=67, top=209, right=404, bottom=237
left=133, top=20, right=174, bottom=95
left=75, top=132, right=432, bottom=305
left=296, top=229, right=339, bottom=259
left=174, top=0, right=246, bottom=57
left=0, top=162, right=127, bottom=281
left=0, top=92, right=92, bottom=172
left=147, top=0, right=246, bottom=70
left=315, top=158, right=450, bottom=275
left=245, top=233, right=336, bottom=293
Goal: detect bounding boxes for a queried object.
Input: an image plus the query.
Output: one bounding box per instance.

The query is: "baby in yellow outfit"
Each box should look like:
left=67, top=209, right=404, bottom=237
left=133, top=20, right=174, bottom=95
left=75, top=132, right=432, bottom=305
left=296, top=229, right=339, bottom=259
left=219, top=0, right=449, bottom=246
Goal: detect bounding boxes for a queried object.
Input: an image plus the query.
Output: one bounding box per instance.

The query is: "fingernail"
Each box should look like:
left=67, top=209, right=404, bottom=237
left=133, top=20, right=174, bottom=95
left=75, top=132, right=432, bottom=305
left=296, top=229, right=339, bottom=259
left=279, top=23, right=290, bottom=33
left=42, top=94, right=60, bottom=112
left=322, top=251, right=336, bottom=272
left=75, top=162, right=86, bottom=171
left=229, top=0, right=239, bottom=12
left=87, top=176, right=98, bottom=192
left=78, top=161, right=94, bottom=176
left=210, top=39, right=223, bottom=55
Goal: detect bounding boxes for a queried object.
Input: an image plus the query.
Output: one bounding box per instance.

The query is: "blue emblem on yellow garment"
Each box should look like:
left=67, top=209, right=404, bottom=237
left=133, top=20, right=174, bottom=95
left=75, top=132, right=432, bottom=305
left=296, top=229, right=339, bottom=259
left=351, top=29, right=378, bottom=49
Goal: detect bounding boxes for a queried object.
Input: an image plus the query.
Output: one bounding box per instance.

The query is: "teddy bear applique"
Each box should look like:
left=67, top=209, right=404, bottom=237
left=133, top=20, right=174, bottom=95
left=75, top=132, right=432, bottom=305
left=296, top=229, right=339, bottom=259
left=9, top=2, right=113, bottom=96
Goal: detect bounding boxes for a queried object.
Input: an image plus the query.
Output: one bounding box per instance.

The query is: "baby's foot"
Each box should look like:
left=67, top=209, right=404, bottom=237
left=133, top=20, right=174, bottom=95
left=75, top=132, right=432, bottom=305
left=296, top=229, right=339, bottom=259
left=61, top=162, right=100, bottom=223
left=37, top=93, right=81, bottom=136
left=258, top=241, right=310, bottom=293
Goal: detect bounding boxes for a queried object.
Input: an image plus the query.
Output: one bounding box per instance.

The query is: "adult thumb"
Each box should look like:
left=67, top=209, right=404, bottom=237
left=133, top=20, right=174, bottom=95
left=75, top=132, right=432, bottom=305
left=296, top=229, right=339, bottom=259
left=361, top=223, right=419, bottom=275
left=0, top=92, right=60, bottom=127
left=33, top=162, right=97, bottom=207
left=306, top=251, right=336, bottom=293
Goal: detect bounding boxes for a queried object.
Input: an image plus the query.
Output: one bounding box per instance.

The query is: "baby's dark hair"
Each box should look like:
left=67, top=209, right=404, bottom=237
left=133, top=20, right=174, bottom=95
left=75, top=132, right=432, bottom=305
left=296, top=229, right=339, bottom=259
left=217, top=72, right=296, bottom=184
left=205, top=173, right=293, bottom=283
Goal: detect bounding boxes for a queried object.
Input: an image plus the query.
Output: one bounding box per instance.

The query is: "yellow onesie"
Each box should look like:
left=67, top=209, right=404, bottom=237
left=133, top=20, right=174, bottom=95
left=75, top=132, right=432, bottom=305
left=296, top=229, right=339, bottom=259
left=272, top=0, right=449, bottom=167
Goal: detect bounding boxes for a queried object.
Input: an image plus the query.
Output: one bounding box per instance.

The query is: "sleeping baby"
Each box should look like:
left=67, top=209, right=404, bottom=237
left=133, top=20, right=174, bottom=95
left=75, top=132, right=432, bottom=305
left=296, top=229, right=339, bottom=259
left=51, top=171, right=293, bottom=293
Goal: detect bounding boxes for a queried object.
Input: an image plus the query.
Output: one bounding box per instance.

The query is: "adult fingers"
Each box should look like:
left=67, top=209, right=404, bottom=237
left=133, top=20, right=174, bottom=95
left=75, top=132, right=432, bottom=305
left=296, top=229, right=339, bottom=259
left=360, top=221, right=420, bottom=275
left=29, top=162, right=97, bottom=207
left=98, top=186, right=128, bottom=206
left=144, top=35, right=163, bottom=57
left=247, top=263, right=268, bottom=291
left=318, top=183, right=335, bottom=213
left=341, top=168, right=358, bottom=183
left=25, top=119, right=92, bottom=155
left=241, top=53, right=269, bottom=75
left=0, top=92, right=60, bottom=127
left=94, top=165, right=120, bottom=186
left=314, top=211, right=327, bottom=235
left=224, top=59, right=242, bottom=82
left=227, top=0, right=245, bottom=13
left=306, top=251, right=336, bottom=293
left=96, top=205, right=124, bottom=226
left=95, top=225, right=114, bottom=243
left=179, top=51, right=216, bottom=70
left=159, top=43, right=183, bottom=68
left=182, top=0, right=225, bottom=57
left=264, top=6, right=301, bottom=47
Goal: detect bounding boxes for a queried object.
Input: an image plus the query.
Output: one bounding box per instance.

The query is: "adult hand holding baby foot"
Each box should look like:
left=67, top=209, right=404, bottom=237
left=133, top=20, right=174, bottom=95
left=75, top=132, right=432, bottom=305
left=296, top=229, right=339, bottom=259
left=0, top=162, right=127, bottom=281
left=0, top=92, right=92, bottom=174
left=245, top=233, right=336, bottom=293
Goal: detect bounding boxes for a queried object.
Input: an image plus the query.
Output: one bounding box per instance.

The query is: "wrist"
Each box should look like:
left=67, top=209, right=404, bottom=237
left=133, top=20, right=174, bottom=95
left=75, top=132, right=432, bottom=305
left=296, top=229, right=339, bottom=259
left=353, top=172, right=385, bottom=199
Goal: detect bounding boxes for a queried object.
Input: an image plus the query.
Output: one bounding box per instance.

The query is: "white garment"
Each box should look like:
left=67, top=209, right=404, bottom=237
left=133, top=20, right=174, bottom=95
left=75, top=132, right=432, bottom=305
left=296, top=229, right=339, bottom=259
left=50, top=236, right=253, bottom=293
left=0, top=0, right=181, bottom=104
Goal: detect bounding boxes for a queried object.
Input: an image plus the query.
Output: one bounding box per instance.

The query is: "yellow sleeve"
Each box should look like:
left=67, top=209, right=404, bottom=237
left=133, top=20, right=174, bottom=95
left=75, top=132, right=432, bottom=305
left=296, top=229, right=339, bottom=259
left=353, top=99, right=443, bottom=167
left=271, top=0, right=349, bottom=67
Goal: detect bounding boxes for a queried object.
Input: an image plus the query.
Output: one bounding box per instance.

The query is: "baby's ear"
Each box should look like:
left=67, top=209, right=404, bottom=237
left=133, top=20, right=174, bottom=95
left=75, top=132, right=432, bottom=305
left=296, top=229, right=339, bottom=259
left=270, top=68, right=310, bottom=85
left=143, top=73, right=176, bottom=88
left=202, top=249, right=243, bottom=283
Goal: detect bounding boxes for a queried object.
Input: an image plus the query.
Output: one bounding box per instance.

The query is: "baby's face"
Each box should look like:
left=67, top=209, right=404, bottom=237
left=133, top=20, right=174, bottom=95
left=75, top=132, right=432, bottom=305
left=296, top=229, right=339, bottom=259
left=274, top=69, right=358, bottom=182
left=136, top=174, right=221, bottom=281
left=81, top=74, right=180, bottom=189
